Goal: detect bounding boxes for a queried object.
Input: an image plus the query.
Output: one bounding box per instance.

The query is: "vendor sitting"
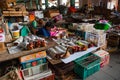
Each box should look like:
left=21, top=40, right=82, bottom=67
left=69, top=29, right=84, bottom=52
left=36, top=21, right=54, bottom=37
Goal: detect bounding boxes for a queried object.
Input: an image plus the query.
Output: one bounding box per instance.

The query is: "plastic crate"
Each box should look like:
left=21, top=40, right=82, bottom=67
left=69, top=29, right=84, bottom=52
left=74, top=53, right=100, bottom=79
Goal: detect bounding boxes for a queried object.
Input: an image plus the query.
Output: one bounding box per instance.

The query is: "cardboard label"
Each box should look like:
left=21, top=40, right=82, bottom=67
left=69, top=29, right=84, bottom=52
left=20, top=51, right=46, bottom=62
left=35, top=11, right=44, bottom=19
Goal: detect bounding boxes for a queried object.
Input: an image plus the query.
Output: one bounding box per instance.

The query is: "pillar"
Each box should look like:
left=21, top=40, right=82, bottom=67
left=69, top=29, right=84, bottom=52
left=70, top=0, right=75, bottom=7
left=45, top=0, right=48, bottom=8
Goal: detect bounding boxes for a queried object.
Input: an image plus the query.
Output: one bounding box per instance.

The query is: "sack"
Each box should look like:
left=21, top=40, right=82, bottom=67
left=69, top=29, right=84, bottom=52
left=0, top=69, right=22, bottom=80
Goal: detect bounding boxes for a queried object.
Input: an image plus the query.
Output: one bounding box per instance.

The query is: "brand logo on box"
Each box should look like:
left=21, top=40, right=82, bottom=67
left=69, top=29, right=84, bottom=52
left=0, top=34, right=5, bottom=42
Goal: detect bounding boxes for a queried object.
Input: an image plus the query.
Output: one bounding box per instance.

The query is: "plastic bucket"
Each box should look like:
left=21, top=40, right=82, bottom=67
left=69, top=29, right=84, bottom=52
left=11, top=30, right=20, bottom=38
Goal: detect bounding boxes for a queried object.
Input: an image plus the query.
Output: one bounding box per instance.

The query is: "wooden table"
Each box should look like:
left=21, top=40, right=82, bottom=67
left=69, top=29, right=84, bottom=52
left=0, top=41, right=57, bottom=62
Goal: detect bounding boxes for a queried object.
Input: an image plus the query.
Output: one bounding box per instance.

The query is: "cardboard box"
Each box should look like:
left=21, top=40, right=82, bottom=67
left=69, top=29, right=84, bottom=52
left=93, top=50, right=110, bottom=68
left=19, top=51, right=46, bottom=62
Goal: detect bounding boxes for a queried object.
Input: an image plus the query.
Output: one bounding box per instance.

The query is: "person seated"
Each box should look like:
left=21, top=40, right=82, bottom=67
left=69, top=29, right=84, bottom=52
left=30, top=19, right=38, bottom=35
left=81, top=4, right=88, bottom=14
left=36, top=22, right=54, bottom=37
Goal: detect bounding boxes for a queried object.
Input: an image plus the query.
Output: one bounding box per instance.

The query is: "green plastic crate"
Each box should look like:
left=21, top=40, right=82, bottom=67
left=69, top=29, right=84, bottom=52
left=74, top=53, right=100, bottom=80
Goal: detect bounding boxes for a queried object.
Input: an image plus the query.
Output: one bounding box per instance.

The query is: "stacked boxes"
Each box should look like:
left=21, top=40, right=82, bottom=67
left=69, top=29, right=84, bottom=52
left=20, top=51, right=47, bottom=69
left=20, top=51, right=54, bottom=80
left=93, top=50, right=110, bottom=68
left=74, top=53, right=100, bottom=79
left=22, top=63, right=48, bottom=77
left=21, top=58, right=46, bottom=69
left=20, top=51, right=46, bottom=62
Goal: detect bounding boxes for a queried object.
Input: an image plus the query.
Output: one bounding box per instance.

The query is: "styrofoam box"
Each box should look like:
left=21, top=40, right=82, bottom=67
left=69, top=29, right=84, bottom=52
left=85, top=32, right=106, bottom=47
left=22, top=63, right=48, bottom=78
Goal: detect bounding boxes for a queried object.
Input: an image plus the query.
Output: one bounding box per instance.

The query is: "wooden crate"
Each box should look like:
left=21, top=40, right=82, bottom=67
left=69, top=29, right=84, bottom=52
left=3, top=11, right=28, bottom=17
left=107, top=34, right=119, bottom=47
left=2, top=11, right=10, bottom=16
left=0, top=0, right=16, bottom=9
left=49, top=62, right=74, bottom=80
left=9, top=11, right=23, bottom=16
left=45, top=10, right=60, bottom=18
left=22, top=11, right=29, bottom=16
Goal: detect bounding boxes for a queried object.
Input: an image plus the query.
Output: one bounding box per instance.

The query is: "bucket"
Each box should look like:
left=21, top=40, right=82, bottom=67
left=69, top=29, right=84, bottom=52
left=11, top=30, right=20, bottom=38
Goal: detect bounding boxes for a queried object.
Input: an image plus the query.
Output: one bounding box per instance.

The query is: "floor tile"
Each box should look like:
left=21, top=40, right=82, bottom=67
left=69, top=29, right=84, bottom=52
left=93, top=70, right=114, bottom=80
left=102, top=69, right=120, bottom=80
left=86, top=75, right=97, bottom=80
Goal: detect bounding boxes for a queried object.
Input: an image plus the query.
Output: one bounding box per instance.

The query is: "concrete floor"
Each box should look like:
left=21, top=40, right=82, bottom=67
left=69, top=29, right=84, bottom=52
left=85, top=50, right=120, bottom=80
left=72, top=50, right=120, bottom=80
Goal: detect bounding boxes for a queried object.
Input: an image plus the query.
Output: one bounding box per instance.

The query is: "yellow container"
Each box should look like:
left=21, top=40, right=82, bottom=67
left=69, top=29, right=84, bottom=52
left=11, top=30, right=20, bottom=38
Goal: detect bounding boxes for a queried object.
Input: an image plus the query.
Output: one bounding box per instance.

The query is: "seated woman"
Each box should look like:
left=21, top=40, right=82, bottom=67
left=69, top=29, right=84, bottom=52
left=36, top=22, right=54, bottom=37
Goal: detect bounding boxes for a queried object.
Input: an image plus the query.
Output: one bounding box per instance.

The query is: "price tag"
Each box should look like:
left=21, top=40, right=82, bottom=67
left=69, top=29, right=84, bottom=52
left=35, top=11, right=44, bottom=19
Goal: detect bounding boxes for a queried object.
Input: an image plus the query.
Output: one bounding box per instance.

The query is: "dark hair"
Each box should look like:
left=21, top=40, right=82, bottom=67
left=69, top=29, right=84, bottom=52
left=45, top=22, right=54, bottom=28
